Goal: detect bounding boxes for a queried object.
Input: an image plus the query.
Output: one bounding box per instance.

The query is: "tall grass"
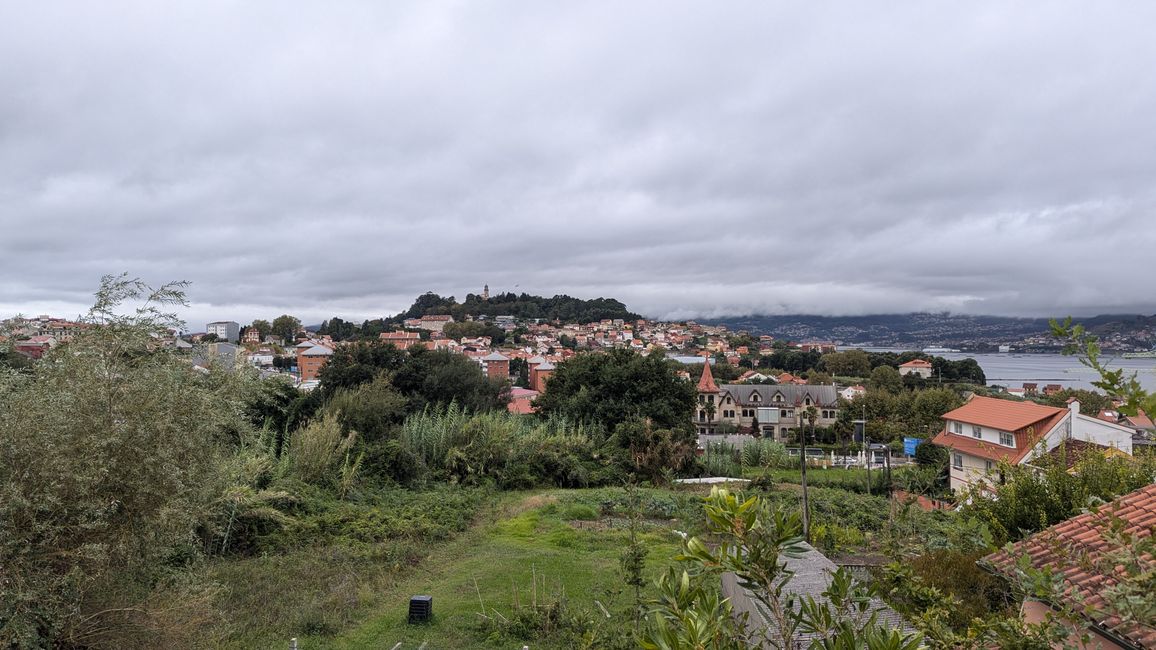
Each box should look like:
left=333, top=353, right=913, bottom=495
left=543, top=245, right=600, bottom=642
left=700, top=442, right=742, bottom=477
left=285, top=412, right=355, bottom=485
left=699, top=439, right=791, bottom=478
left=399, top=404, right=609, bottom=488
left=741, top=438, right=790, bottom=469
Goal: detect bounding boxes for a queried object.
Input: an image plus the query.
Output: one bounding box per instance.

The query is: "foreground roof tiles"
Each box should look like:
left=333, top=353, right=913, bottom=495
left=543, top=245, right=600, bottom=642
left=981, top=483, right=1156, bottom=648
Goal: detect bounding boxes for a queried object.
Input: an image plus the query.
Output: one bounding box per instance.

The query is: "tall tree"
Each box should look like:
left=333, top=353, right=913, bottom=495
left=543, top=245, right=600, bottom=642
left=870, top=365, right=903, bottom=392
left=249, top=318, right=272, bottom=339
left=534, top=349, right=696, bottom=432
left=271, top=314, right=301, bottom=342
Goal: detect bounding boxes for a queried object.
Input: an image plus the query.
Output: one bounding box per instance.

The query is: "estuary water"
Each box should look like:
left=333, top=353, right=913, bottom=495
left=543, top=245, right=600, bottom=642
left=861, top=350, right=1156, bottom=392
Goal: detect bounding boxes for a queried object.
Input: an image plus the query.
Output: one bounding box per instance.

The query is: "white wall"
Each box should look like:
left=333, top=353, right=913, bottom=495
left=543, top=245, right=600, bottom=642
left=1073, top=413, right=1134, bottom=454
left=946, top=420, right=1020, bottom=451
left=949, top=451, right=998, bottom=492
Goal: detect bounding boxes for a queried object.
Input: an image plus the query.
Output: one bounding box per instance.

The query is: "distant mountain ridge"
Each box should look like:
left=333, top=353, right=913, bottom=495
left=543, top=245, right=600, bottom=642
left=702, top=312, right=1156, bottom=349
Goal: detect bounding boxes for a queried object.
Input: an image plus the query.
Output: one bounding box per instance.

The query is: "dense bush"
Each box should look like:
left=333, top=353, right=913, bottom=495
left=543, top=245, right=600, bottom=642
left=0, top=277, right=256, bottom=648
left=962, top=445, right=1156, bottom=544
left=400, top=404, right=621, bottom=488
left=220, top=483, right=486, bottom=555
left=751, top=485, right=892, bottom=534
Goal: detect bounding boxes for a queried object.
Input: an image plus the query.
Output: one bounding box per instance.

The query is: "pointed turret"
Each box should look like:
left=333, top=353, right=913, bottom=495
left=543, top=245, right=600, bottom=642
left=697, top=358, right=719, bottom=393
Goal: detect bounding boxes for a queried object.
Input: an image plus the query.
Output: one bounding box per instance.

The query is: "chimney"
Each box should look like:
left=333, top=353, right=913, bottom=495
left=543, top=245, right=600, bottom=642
left=1068, top=398, right=1080, bottom=421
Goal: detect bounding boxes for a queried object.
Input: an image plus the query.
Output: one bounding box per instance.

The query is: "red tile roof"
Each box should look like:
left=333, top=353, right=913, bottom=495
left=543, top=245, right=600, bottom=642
left=981, top=483, right=1156, bottom=648
left=1127, top=410, right=1156, bottom=430
left=942, top=395, right=1065, bottom=433
left=933, top=396, right=1068, bottom=463
left=697, top=359, right=719, bottom=393
left=1038, top=439, right=1123, bottom=471
left=899, top=359, right=932, bottom=368
left=930, top=429, right=1024, bottom=464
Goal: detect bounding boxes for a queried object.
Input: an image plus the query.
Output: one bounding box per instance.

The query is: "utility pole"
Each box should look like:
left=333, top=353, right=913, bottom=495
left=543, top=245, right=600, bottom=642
left=884, top=444, right=893, bottom=495
left=862, top=403, right=871, bottom=496
left=800, top=405, right=815, bottom=542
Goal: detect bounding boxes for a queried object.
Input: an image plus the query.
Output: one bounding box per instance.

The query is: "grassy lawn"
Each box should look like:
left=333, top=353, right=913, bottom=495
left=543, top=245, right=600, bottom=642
left=205, top=487, right=693, bottom=649
left=327, top=489, right=687, bottom=649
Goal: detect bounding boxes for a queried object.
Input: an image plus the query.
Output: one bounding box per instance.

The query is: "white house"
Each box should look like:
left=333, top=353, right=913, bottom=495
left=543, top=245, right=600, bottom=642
left=839, top=385, right=867, bottom=401
left=932, top=395, right=1135, bottom=493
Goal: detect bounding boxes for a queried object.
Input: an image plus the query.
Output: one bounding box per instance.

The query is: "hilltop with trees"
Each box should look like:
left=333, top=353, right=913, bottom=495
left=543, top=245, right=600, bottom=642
left=315, top=291, right=642, bottom=341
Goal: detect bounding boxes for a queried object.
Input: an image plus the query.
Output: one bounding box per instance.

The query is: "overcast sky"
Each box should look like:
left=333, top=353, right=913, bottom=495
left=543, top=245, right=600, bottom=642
left=2, top=2, right=1155, bottom=328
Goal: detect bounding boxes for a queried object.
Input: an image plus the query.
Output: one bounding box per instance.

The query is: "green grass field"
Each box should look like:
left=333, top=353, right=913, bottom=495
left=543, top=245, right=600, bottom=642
left=328, top=490, right=686, bottom=649
left=206, top=488, right=693, bottom=649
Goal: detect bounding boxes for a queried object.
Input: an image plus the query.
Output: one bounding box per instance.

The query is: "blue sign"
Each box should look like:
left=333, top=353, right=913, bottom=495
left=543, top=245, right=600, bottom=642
left=903, top=437, right=922, bottom=456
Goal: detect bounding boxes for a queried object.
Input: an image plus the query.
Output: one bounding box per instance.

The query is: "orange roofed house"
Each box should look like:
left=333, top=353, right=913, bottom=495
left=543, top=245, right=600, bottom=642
left=981, top=482, right=1156, bottom=649
left=380, top=331, right=424, bottom=350
left=898, top=358, right=933, bottom=378
left=932, top=395, right=1135, bottom=493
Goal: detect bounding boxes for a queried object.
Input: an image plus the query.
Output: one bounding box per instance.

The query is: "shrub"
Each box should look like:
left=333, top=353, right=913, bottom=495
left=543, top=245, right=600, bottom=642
left=285, top=413, right=355, bottom=486
left=398, top=405, right=620, bottom=488
left=0, top=276, right=253, bottom=647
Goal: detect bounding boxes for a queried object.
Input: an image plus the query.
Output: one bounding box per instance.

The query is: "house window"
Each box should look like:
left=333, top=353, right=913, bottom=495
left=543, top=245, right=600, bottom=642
left=774, top=394, right=784, bottom=403
left=804, top=397, right=812, bottom=406
left=780, top=427, right=789, bottom=436
left=952, top=422, right=962, bottom=434
left=708, top=395, right=715, bottom=403
left=780, top=409, right=788, bottom=418
left=953, top=453, right=963, bottom=469
left=750, top=392, right=760, bottom=402
left=984, top=460, right=993, bottom=472
left=972, top=426, right=982, bottom=439
left=725, top=397, right=732, bottom=404
left=999, top=432, right=1015, bottom=447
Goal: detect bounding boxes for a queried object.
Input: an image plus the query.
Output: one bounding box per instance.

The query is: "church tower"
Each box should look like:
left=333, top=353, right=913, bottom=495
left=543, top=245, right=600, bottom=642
left=483, top=284, right=489, bottom=300
left=696, top=358, right=720, bottom=433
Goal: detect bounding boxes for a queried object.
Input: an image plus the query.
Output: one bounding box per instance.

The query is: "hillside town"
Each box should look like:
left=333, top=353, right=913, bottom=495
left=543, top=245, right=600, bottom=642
left=7, top=302, right=1154, bottom=464
left=2, top=287, right=1156, bottom=647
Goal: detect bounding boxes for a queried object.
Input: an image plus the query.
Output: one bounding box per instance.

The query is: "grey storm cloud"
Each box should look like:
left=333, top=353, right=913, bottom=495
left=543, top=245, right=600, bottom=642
left=2, top=1, right=1155, bottom=328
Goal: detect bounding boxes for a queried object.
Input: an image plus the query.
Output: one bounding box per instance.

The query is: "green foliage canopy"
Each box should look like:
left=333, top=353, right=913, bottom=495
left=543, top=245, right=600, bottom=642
left=0, top=275, right=255, bottom=647
left=533, top=349, right=696, bottom=433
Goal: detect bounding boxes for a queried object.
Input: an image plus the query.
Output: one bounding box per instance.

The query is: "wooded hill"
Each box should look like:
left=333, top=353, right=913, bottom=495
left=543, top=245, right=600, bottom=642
left=390, top=291, right=641, bottom=324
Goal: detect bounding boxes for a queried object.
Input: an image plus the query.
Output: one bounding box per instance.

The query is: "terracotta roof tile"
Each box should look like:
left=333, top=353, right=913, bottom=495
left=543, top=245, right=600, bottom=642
left=933, top=404, right=1067, bottom=465
left=697, top=359, right=719, bottom=393
left=1039, top=439, right=1124, bottom=471
left=899, top=359, right=933, bottom=368
left=982, top=483, right=1156, bottom=648
left=941, top=395, right=1066, bottom=434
